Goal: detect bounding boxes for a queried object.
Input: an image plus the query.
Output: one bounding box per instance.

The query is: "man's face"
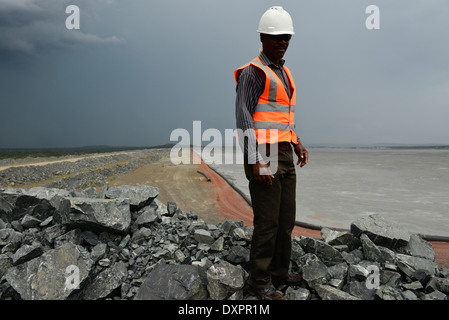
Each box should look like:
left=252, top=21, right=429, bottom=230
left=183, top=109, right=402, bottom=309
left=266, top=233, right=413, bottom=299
left=260, top=34, right=292, bottom=64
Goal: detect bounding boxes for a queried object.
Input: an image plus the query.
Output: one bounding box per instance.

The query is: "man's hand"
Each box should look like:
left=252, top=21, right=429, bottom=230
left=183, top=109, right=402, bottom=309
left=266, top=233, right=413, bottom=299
left=294, top=141, right=308, bottom=167
left=253, top=161, right=274, bottom=185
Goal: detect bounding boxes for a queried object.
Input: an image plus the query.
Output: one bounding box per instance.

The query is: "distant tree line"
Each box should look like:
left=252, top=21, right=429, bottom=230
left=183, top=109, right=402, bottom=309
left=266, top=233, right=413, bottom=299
left=0, top=144, right=175, bottom=160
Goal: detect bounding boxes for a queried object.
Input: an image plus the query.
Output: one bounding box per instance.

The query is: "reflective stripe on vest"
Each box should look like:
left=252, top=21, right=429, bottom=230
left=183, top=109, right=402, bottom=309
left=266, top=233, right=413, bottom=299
left=235, top=56, right=297, bottom=144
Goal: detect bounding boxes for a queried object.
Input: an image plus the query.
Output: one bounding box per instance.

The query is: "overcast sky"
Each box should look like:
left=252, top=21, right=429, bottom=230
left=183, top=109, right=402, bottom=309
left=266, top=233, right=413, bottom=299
left=1, top=0, right=448, bottom=148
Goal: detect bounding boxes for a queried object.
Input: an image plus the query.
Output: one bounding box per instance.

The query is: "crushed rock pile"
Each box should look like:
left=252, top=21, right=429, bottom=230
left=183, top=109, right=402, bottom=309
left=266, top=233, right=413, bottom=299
left=0, top=185, right=448, bottom=300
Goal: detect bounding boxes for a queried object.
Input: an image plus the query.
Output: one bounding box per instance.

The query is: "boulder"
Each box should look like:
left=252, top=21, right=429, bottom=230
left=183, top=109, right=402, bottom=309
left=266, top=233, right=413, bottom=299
left=350, top=214, right=411, bottom=249
left=360, top=233, right=384, bottom=262
left=398, top=234, right=435, bottom=261
left=298, top=237, right=345, bottom=266
left=12, top=241, right=44, bottom=265
left=297, top=253, right=330, bottom=284
left=313, top=284, right=360, bottom=300
left=4, top=242, right=92, bottom=300
left=395, top=253, right=439, bottom=277
left=105, top=185, right=159, bottom=211
left=60, top=197, right=131, bottom=234
left=82, top=261, right=128, bottom=300
left=206, top=260, right=246, bottom=300
left=134, top=264, right=207, bottom=300
left=193, top=229, right=214, bottom=245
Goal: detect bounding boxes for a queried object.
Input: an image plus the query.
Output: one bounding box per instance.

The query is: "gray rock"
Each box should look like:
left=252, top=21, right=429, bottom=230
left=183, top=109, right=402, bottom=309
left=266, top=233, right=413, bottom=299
left=297, top=253, right=330, bottom=284
left=218, top=219, right=243, bottom=234
left=20, top=214, right=42, bottom=229
left=350, top=214, right=411, bottom=249
left=12, top=241, right=44, bottom=265
left=426, top=277, right=449, bottom=294
left=348, top=264, right=370, bottom=282
left=401, top=290, right=418, bottom=300
left=135, top=206, right=159, bottom=226
left=435, top=278, right=449, bottom=294
left=2, top=187, right=72, bottom=202
left=225, top=245, right=250, bottom=265
left=378, top=246, right=396, bottom=263
left=1, top=184, right=447, bottom=301
left=398, top=234, right=435, bottom=261
left=346, top=280, right=376, bottom=300
left=285, top=287, right=311, bottom=300
left=193, top=229, right=215, bottom=245
left=314, top=284, right=360, bottom=300
left=380, top=270, right=402, bottom=287
left=42, top=224, right=67, bottom=246
left=0, top=253, right=12, bottom=278
left=291, top=238, right=306, bottom=261
left=105, top=185, right=159, bottom=211
left=0, top=194, right=15, bottom=222
left=78, top=187, right=98, bottom=198
left=0, top=192, right=56, bottom=224
left=328, top=262, right=349, bottom=281
left=81, top=230, right=100, bottom=246
left=401, top=281, right=423, bottom=291
left=0, top=228, right=23, bottom=249
left=166, top=201, right=178, bottom=216
left=375, top=285, right=404, bottom=300
left=231, top=227, right=252, bottom=242
left=98, top=181, right=109, bottom=199
left=134, top=264, right=207, bottom=300
left=61, top=197, right=131, bottom=234
left=206, top=260, right=246, bottom=300
left=413, top=268, right=433, bottom=286
left=82, top=261, right=128, bottom=300
left=321, top=227, right=359, bottom=250
left=360, top=233, right=383, bottom=262
left=299, top=237, right=345, bottom=266
left=90, top=243, right=107, bottom=263
left=54, top=228, right=83, bottom=248
left=210, top=236, right=225, bottom=252
left=5, top=242, right=92, bottom=300
left=395, top=253, right=439, bottom=278
left=422, top=290, right=448, bottom=300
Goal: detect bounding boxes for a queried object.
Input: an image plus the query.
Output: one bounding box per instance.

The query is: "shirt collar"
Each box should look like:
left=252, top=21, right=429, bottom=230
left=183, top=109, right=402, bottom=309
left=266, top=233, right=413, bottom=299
left=259, top=50, right=285, bottom=68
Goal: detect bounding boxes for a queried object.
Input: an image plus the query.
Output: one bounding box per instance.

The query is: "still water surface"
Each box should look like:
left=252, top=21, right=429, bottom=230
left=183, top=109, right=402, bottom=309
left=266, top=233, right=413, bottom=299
left=206, top=148, right=449, bottom=238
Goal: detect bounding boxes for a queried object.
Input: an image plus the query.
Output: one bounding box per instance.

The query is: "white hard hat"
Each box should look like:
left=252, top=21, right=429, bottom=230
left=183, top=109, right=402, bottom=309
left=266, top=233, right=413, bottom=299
left=257, top=6, right=295, bottom=35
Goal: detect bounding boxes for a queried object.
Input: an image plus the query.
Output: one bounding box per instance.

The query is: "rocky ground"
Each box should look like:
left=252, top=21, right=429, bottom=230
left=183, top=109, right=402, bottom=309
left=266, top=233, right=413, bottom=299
left=0, top=183, right=448, bottom=300
left=0, top=151, right=448, bottom=300
left=0, top=148, right=169, bottom=190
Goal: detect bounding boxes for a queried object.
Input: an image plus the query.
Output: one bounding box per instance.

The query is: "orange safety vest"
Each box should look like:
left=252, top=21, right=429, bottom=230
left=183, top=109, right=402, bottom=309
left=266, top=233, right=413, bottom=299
left=235, top=56, right=298, bottom=145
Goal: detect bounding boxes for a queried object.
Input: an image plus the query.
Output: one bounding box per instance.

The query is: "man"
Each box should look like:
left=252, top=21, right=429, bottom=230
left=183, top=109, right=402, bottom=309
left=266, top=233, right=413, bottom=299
left=234, top=6, right=309, bottom=300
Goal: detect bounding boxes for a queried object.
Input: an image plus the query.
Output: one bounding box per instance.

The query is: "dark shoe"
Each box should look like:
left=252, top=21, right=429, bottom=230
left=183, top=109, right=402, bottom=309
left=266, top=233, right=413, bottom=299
left=247, top=286, right=287, bottom=300
left=273, top=273, right=303, bottom=287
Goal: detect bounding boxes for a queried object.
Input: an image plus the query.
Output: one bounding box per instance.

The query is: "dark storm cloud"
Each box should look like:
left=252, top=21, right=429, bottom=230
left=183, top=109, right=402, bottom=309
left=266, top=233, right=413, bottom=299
left=0, top=0, right=122, bottom=57
left=0, top=0, right=448, bottom=148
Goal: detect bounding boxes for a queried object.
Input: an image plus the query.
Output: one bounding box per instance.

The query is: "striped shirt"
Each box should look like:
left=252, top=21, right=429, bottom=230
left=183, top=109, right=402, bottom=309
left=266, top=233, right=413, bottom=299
left=235, top=51, right=296, bottom=164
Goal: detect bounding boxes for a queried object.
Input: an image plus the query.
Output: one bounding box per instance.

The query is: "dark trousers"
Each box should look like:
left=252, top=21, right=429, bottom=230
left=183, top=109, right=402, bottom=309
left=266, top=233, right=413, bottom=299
left=244, top=142, right=296, bottom=289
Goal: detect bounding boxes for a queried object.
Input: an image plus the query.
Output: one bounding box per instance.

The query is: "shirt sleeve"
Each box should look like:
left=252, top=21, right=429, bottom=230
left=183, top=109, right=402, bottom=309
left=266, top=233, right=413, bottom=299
left=235, top=65, right=264, bottom=164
